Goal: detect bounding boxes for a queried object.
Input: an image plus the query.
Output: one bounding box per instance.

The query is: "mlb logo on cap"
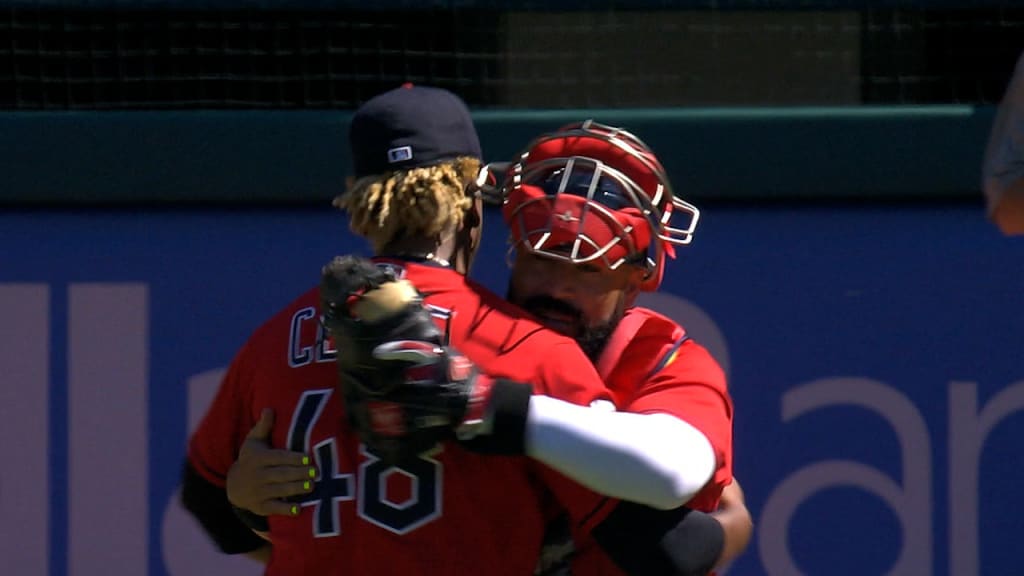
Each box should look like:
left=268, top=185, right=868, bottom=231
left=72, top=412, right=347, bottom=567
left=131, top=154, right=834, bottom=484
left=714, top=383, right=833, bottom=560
left=388, top=146, right=413, bottom=164
left=349, top=84, right=482, bottom=177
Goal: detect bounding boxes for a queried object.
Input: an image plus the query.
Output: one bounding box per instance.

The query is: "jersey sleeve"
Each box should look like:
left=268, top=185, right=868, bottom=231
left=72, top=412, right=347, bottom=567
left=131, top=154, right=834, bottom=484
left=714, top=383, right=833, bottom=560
left=186, top=341, right=259, bottom=487
left=625, top=339, right=733, bottom=511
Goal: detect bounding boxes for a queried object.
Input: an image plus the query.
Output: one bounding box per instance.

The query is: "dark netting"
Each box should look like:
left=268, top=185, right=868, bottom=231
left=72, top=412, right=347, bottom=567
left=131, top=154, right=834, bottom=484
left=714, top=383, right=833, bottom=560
left=0, top=9, right=504, bottom=108
left=0, top=4, right=1021, bottom=109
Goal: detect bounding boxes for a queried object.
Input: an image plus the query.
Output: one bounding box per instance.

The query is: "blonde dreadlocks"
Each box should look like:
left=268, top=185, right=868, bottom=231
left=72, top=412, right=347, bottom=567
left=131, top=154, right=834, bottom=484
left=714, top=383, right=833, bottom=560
left=336, top=157, right=482, bottom=252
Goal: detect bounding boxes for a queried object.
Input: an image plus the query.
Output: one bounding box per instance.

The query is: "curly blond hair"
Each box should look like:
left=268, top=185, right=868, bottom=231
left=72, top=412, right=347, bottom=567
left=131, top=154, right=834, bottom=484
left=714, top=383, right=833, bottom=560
left=335, top=157, right=481, bottom=252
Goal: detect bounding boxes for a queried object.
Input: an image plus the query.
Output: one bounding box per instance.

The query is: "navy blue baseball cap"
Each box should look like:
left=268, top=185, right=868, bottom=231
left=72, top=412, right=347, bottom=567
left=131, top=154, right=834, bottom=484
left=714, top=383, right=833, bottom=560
left=349, top=84, right=483, bottom=178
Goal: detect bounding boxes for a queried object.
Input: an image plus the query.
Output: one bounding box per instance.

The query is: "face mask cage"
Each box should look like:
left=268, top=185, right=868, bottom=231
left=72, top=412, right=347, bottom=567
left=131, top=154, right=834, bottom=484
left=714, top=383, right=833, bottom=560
left=544, top=120, right=701, bottom=247
left=505, top=156, right=664, bottom=278
left=500, top=119, right=702, bottom=291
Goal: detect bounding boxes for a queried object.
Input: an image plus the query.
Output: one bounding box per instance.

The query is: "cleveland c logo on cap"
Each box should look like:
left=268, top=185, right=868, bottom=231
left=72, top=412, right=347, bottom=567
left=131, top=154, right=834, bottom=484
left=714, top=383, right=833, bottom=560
left=387, top=146, right=413, bottom=163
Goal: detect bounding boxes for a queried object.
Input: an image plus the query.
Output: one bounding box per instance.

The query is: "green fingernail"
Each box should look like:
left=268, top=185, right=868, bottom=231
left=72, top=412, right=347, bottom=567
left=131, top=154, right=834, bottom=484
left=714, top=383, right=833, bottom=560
left=303, top=480, right=311, bottom=491
left=301, top=456, right=310, bottom=466
left=290, top=505, right=298, bottom=516
left=308, top=468, right=316, bottom=479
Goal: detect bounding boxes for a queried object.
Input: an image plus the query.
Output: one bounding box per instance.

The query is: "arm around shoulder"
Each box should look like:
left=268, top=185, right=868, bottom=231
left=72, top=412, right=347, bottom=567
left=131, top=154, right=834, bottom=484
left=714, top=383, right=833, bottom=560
left=525, top=395, right=716, bottom=510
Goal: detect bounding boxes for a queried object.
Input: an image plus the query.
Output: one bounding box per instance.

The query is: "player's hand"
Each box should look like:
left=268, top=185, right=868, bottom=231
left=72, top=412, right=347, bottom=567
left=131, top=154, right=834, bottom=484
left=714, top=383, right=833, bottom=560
left=226, top=408, right=315, bottom=517
left=338, top=336, right=492, bottom=465
left=366, top=340, right=534, bottom=456
left=368, top=339, right=492, bottom=432
left=319, top=255, right=532, bottom=464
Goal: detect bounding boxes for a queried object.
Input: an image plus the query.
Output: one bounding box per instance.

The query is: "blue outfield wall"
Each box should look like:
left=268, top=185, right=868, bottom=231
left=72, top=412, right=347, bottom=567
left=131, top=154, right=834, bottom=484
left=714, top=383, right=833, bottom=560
left=1, top=202, right=1022, bottom=576
left=0, top=105, right=1018, bottom=575
left=0, top=106, right=997, bottom=205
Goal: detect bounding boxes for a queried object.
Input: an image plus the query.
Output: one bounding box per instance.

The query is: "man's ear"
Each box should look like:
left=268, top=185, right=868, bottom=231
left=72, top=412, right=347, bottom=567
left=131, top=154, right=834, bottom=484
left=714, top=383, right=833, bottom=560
left=625, top=267, right=645, bottom=299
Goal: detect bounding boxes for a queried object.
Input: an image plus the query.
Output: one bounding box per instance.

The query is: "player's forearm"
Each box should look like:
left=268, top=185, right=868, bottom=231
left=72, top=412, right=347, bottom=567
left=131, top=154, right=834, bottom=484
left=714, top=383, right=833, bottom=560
left=592, top=501, right=725, bottom=576
left=711, top=481, right=753, bottom=568
left=524, top=395, right=716, bottom=510
left=180, top=461, right=270, bottom=555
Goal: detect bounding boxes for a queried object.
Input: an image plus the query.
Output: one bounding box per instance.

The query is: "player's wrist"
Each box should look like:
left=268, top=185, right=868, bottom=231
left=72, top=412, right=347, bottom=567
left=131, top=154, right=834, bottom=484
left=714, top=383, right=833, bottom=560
left=232, top=504, right=270, bottom=533
left=456, top=377, right=532, bottom=454
left=455, top=373, right=495, bottom=433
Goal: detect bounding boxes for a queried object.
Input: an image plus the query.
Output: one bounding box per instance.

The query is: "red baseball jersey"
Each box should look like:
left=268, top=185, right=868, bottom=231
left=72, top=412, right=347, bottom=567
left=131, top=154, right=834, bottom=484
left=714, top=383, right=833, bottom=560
left=188, top=260, right=613, bottom=575
left=601, top=306, right=732, bottom=512
left=540, top=305, right=734, bottom=576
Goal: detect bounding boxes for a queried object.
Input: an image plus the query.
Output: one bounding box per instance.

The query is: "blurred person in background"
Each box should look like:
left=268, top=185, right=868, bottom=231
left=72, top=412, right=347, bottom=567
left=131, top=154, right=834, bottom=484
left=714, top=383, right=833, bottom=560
left=983, top=49, right=1024, bottom=236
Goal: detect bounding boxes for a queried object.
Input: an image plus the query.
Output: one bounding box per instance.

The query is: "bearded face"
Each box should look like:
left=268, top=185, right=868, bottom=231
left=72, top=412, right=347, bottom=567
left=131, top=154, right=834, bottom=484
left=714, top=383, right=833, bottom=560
left=507, top=251, right=636, bottom=361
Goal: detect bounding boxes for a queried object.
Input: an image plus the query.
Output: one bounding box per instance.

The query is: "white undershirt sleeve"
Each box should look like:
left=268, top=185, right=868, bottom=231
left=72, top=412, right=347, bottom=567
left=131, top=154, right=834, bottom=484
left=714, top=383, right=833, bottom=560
left=524, top=394, right=716, bottom=510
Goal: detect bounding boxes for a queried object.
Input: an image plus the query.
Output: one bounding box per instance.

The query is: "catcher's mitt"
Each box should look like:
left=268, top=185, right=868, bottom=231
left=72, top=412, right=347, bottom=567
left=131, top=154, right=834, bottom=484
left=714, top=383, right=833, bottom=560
left=319, top=255, right=484, bottom=465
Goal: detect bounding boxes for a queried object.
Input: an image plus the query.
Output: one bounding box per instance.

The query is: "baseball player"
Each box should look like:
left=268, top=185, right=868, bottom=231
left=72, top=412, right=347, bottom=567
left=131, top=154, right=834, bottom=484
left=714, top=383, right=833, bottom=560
left=500, top=121, right=746, bottom=574
left=183, top=85, right=737, bottom=575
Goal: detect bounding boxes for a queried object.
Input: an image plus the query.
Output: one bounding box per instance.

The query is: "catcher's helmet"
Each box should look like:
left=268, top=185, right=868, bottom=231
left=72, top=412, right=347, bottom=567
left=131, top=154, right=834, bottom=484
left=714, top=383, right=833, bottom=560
left=501, top=120, right=699, bottom=292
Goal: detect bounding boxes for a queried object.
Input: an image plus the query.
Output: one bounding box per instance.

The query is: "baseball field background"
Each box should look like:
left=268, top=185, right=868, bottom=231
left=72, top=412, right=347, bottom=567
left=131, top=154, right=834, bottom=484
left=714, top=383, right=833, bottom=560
left=2, top=2, right=1022, bottom=575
